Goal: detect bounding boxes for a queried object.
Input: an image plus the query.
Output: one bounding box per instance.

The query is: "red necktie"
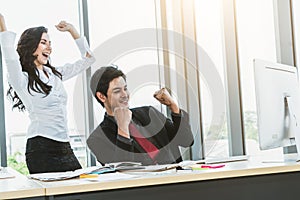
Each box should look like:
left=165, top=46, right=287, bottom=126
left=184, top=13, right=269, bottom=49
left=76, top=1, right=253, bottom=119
left=129, top=123, right=159, bottom=161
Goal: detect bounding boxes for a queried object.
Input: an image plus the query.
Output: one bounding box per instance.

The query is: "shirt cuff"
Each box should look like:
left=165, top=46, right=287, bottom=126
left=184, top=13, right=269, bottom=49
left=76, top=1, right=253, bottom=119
left=75, top=36, right=93, bottom=57
left=171, top=109, right=183, bottom=117
left=0, top=31, right=19, bottom=61
left=117, top=134, right=133, bottom=145
left=0, top=31, right=16, bottom=47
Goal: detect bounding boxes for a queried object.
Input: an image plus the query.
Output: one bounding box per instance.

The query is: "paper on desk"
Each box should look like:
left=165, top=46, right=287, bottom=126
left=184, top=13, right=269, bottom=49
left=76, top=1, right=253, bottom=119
left=95, top=172, right=140, bottom=182
left=28, top=166, right=106, bottom=181
left=116, top=160, right=205, bottom=172
left=29, top=160, right=206, bottom=181
left=0, top=168, right=15, bottom=179
left=105, top=161, right=145, bottom=171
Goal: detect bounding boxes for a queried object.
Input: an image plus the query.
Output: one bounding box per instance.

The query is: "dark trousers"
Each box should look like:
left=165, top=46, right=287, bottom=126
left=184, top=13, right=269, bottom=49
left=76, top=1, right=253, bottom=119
left=25, top=136, right=82, bottom=174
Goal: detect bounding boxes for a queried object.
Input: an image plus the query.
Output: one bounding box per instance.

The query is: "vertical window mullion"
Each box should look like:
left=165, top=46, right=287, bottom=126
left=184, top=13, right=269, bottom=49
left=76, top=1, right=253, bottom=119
left=0, top=47, right=7, bottom=167
left=273, top=0, right=295, bottom=66
left=79, top=0, right=96, bottom=167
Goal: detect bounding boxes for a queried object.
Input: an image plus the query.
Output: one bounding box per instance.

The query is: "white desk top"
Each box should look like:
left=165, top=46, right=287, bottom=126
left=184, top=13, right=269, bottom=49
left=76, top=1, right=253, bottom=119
left=37, top=156, right=300, bottom=196
left=0, top=167, right=44, bottom=199
left=1, top=157, right=300, bottom=198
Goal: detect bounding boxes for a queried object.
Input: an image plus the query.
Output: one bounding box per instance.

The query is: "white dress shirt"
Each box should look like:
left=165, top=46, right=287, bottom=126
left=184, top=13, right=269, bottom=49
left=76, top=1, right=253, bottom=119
left=0, top=31, right=96, bottom=142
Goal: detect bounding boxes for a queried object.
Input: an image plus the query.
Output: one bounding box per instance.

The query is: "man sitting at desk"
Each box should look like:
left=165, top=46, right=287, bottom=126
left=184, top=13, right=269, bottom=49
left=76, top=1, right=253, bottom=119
left=87, top=66, right=194, bottom=165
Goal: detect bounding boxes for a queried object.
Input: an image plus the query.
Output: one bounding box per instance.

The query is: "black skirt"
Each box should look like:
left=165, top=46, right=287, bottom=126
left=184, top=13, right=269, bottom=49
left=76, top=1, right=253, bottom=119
left=25, top=136, right=82, bottom=174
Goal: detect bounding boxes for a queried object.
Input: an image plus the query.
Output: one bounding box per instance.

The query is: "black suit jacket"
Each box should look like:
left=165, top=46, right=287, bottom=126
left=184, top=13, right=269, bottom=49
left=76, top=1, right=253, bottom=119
left=87, top=106, right=194, bottom=165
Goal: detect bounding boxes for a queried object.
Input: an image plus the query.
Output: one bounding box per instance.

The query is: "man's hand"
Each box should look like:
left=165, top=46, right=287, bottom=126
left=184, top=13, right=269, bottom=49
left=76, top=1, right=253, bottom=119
left=55, top=21, right=80, bottom=39
left=154, top=88, right=180, bottom=114
left=0, top=14, right=7, bottom=32
left=114, top=107, right=132, bottom=138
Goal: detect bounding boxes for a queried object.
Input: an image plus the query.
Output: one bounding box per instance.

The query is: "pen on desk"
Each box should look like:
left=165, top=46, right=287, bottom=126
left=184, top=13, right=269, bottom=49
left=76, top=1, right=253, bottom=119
left=201, top=164, right=225, bottom=169
left=79, top=174, right=99, bottom=178
left=189, top=164, right=225, bottom=170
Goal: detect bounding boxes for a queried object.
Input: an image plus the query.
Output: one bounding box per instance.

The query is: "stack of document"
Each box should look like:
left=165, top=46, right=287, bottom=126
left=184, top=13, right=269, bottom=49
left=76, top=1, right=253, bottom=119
left=108, top=160, right=206, bottom=172
left=28, top=160, right=210, bottom=181
left=28, top=162, right=144, bottom=181
left=104, top=162, right=145, bottom=171
left=28, top=166, right=106, bottom=181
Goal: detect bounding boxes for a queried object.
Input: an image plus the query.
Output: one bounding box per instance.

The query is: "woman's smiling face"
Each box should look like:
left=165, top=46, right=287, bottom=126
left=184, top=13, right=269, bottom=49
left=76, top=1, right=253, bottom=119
left=33, top=32, right=52, bottom=69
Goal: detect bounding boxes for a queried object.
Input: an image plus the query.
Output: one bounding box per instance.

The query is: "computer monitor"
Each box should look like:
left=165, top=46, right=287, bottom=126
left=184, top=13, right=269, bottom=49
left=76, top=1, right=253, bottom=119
left=253, top=59, right=300, bottom=161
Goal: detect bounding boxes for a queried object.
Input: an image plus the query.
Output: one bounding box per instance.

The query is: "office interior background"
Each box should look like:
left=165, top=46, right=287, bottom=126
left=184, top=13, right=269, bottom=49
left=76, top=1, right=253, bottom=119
left=0, top=0, right=299, bottom=174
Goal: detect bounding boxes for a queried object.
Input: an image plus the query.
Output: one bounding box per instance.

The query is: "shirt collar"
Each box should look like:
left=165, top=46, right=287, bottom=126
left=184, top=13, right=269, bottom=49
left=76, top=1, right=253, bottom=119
left=105, top=112, right=116, bottom=123
left=37, top=66, right=53, bottom=82
left=42, top=66, right=53, bottom=75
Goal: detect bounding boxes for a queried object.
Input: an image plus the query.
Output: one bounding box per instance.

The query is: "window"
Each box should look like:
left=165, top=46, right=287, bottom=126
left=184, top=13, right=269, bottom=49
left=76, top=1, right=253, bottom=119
left=194, top=0, right=229, bottom=158
left=292, top=0, right=300, bottom=66
left=235, top=0, right=282, bottom=158
left=162, top=0, right=230, bottom=159
left=1, top=0, right=85, bottom=168
left=88, top=0, right=160, bottom=131
left=2, top=0, right=297, bottom=169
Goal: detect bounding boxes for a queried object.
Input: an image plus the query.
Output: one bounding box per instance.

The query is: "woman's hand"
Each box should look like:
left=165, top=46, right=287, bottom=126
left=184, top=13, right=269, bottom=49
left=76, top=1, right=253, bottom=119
left=55, top=20, right=92, bottom=58
left=0, top=14, right=7, bottom=32
left=55, top=20, right=80, bottom=39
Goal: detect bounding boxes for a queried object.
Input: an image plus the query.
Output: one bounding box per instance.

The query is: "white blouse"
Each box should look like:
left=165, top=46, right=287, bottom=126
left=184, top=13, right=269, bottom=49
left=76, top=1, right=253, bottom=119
left=0, top=31, right=96, bottom=142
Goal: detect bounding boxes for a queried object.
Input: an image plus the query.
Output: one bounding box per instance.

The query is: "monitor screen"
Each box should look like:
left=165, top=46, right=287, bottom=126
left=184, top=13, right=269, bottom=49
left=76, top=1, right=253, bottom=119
left=253, top=59, right=300, bottom=159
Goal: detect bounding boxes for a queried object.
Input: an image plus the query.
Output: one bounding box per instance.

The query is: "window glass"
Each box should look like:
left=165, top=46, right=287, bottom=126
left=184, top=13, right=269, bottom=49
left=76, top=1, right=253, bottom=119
left=88, top=0, right=160, bottom=127
left=292, top=1, right=300, bottom=67
left=235, top=0, right=282, bottom=158
left=194, top=0, right=229, bottom=158
left=0, top=0, right=85, bottom=171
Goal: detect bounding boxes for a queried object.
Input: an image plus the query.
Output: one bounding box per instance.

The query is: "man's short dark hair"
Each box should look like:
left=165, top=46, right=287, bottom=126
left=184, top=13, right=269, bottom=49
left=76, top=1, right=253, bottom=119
left=90, top=65, right=126, bottom=107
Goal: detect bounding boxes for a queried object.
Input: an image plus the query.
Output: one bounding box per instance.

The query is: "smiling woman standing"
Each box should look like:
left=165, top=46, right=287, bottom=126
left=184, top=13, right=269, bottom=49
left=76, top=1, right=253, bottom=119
left=0, top=14, right=96, bottom=174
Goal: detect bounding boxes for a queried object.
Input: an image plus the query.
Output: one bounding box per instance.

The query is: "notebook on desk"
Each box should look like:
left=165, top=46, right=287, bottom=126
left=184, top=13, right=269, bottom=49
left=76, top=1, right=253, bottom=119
left=205, top=155, right=249, bottom=164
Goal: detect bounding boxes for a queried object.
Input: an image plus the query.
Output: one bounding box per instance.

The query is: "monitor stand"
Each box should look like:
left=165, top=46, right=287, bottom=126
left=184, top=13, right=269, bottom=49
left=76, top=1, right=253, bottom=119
left=283, top=145, right=298, bottom=162
left=261, top=149, right=297, bottom=164
left=285, top=96, right=300, bottom=162
left=262, top=97, right=300, bottom=163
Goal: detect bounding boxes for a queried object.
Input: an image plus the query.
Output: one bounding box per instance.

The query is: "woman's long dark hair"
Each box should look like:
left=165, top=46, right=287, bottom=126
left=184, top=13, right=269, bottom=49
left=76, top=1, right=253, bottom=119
left=7, top=26, right=62, bottom=111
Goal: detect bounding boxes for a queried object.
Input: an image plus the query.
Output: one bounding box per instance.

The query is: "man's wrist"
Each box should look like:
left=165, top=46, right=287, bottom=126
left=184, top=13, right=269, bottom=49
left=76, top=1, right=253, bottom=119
left=169, top=103, right=180, bottom=114
left=117, top=127, right=130, bottom=139
left=171, top=109, right=182, bottom=117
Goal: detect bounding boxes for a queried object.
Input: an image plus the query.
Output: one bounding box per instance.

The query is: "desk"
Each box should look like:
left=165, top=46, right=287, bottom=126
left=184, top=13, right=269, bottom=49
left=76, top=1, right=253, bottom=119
left=3, top=157, right=300, bottom=200
left=38, top=157, right=300, bottom=200
left=0, top=167, right=44, bottom=200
